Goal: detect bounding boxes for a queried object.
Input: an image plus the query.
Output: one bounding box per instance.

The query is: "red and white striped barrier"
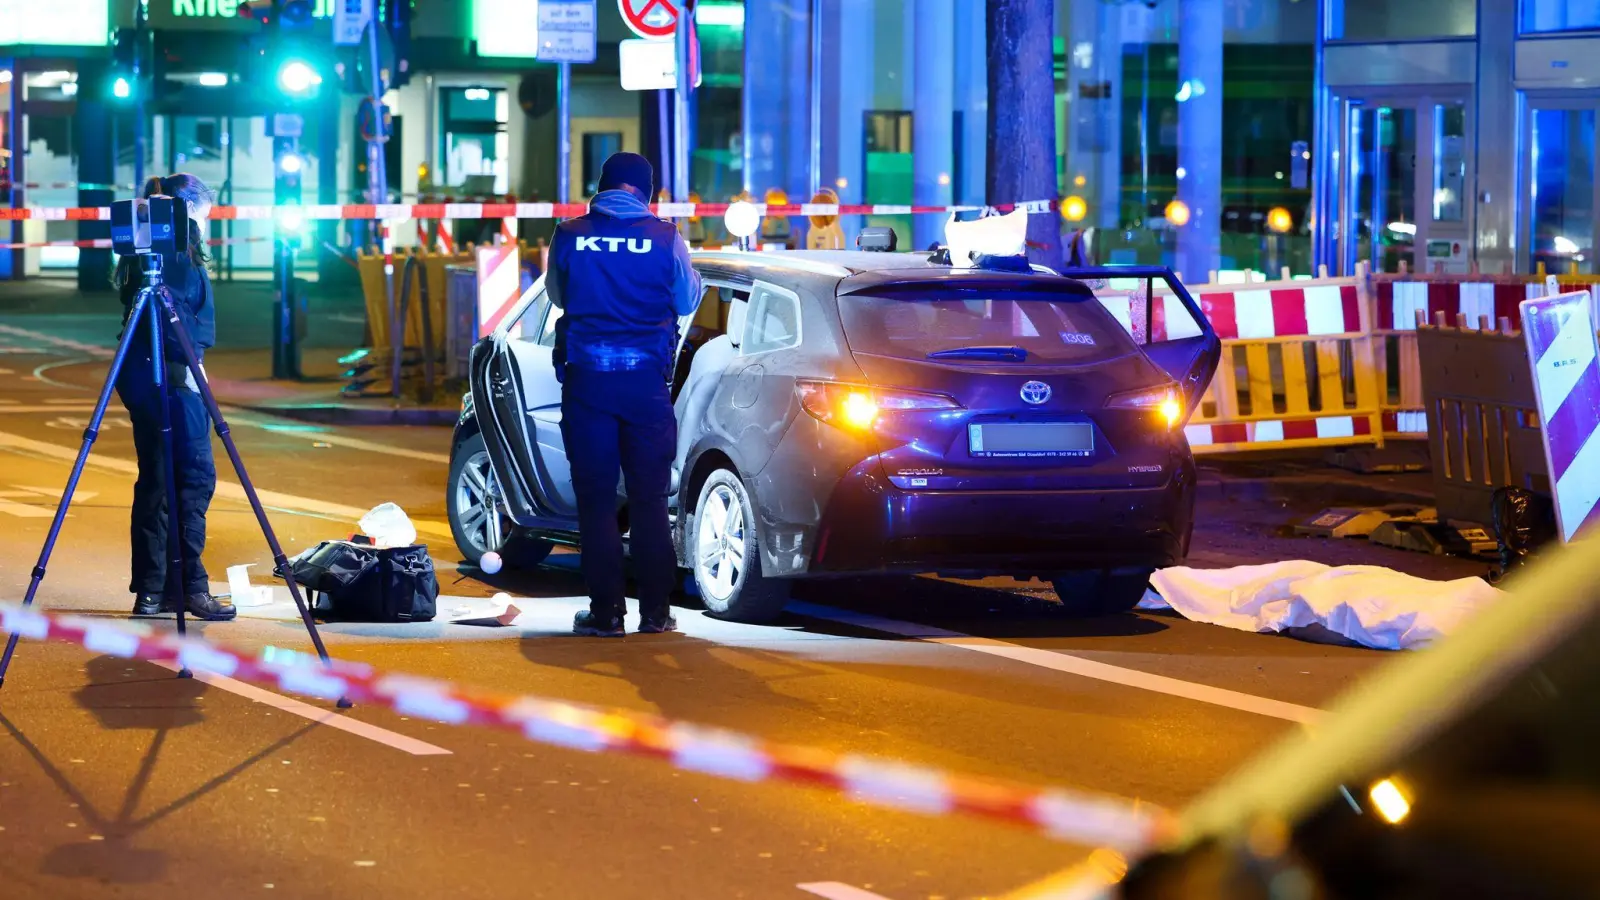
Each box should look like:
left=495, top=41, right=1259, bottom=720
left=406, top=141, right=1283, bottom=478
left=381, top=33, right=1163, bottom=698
left=0, top=235, right=271, bottom=251
left=476, top=242, right=522, bottom=339
left=1522, top=291, right=1600, bottom=543
left=1185, top=415, right=1376, bottom=448
left=0, top=200, right=1056, bottom=223
left=0, top=599, right=1174, bottom=851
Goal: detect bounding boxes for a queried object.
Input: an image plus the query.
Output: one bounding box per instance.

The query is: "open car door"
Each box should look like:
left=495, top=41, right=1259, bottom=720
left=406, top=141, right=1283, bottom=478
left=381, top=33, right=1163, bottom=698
left=471, top=281, right=579, bottom=525
left=1063, top=265, right=1222, bottom=412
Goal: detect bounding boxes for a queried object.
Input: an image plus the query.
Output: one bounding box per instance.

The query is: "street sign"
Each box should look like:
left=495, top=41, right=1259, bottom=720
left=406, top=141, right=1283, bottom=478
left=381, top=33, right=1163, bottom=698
left=1521, top=290, right=1600, bottom=544
left=619, top=0, right=679, bottom=40
left=619, top=37, right=700, bottom=91
left=269, top=113, right=305, bottom=138
left=333, top=0, right=372, bottom=46
left=538, top=0, right=597, bottom=63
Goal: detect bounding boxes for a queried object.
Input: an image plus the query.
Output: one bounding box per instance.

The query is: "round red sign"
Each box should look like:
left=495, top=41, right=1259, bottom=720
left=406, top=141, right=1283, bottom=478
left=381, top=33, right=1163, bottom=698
left=619, top=0, right=679, bottom=39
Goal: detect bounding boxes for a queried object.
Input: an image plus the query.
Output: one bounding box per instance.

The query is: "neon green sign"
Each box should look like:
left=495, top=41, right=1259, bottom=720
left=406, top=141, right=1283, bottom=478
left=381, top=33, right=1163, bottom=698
left=171, top=0, right=335, bottom=17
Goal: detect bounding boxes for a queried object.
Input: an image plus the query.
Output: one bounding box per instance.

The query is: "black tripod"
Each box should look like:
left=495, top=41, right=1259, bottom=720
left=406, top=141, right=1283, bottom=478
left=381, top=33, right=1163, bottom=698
left=0, top=253, right=346, bottom=706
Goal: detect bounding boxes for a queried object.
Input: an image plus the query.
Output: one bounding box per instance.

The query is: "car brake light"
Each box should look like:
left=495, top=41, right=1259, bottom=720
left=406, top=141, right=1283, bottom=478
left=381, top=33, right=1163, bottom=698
left=1107, top=384, right=1185, bottom=429
left=797, top=380, right=961, bottom=430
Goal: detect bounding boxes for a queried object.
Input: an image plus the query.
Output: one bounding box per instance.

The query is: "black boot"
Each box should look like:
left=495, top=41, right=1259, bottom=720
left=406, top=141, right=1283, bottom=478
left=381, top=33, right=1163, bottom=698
left=637, top=611, right=678, bottom=634
left=572, top=610, right=624, bottom=637
left=185, top=593, right=237, bottom=622
left=132, top=593, right=178, bottom=616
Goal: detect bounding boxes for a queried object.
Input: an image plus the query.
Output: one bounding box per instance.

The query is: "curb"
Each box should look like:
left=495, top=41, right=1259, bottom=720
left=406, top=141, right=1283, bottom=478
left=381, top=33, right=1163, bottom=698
left=230, top=402, right=457, bottom=427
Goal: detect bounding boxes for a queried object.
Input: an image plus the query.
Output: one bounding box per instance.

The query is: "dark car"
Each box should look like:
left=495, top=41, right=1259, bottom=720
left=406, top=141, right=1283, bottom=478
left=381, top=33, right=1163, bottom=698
left=447, top=250, right=1221, bottom=623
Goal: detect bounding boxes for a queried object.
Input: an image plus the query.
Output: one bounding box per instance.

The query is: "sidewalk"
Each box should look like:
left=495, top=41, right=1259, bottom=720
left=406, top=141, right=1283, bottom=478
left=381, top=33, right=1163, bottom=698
left=0, top=274, right=460, bottom=426
left=1197, top=444, right=1436, bottom=508
left=201, top=347, right=462, bottom=427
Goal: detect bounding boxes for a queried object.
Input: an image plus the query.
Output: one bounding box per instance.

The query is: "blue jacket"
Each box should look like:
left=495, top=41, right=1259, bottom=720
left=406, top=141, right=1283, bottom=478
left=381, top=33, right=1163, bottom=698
left=547, top=190, right=701, bottom=379
left=116, top=252, right=215, bottom=366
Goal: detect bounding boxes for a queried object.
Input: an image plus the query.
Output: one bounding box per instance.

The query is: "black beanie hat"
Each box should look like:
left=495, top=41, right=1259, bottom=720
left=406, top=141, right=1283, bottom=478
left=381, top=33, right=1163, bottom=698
left=597, top=152, right=655, bottom=195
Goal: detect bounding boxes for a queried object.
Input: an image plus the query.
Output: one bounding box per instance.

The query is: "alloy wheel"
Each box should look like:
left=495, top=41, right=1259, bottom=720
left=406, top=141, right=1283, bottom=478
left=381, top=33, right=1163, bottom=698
left=695, top=482, right=746, bottom=603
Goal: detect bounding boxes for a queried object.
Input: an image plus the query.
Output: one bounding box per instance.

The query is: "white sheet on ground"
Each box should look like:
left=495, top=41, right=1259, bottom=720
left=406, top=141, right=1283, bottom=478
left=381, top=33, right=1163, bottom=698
left=1139, top=561, right=1504, bottom=650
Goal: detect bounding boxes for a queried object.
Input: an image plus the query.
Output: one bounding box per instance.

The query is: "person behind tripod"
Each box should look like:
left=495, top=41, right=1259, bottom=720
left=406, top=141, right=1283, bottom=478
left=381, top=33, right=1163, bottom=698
left=115, top=173, right=235, bottom=622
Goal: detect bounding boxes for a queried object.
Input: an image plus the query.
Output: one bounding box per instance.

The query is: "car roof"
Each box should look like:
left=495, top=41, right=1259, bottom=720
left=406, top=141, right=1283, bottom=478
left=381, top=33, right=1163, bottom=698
left=692, top=250, right=1090, bottom=298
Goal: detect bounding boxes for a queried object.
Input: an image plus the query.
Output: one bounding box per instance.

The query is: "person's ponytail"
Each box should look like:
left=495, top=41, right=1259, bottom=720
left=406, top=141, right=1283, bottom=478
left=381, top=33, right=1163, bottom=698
left=141, top=176, right=164, bottom=199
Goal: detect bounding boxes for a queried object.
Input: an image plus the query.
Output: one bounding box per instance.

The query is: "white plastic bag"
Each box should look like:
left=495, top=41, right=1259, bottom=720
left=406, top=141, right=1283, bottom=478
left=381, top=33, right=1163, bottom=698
left=359, top=502, right=417, bottom=549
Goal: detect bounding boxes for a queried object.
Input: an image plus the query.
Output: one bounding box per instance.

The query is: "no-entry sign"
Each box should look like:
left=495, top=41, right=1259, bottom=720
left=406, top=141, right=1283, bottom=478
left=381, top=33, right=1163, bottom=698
left=619, top=0, right=679, bottom=39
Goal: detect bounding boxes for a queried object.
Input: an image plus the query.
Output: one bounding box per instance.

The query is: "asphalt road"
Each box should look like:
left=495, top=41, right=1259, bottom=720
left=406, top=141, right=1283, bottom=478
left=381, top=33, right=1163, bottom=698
left=0, top=311, right=1488, bottom=900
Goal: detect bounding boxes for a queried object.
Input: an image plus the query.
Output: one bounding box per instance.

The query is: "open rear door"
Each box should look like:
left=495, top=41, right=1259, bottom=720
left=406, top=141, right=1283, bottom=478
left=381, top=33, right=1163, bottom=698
left=1064, top=265, right=1221, bottom=411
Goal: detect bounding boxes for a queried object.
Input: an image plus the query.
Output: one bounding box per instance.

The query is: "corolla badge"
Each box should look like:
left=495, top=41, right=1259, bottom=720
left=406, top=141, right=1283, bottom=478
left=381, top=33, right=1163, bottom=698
left=1020, top=380, right=1052, bottom=405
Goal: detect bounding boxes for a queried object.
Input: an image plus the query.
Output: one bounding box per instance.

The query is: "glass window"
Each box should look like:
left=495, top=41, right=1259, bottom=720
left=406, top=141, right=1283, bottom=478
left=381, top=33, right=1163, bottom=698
left=743, top=286, right=802, bottom=354
left=534, top=293, right=560, bottom=347
left=1336, top=0, right=1476, bottom=40
left=838, top=285, right=1137, bottom=366
left=1530, top=109, right=1596, bottom=275
left=440, top=87, right=509, bottom=195
left=1354, top=106, right=1418, bottom=274
left=1434, top=103, right=1467, bottom=223
left=1522, top=0, right=1600, bottom=33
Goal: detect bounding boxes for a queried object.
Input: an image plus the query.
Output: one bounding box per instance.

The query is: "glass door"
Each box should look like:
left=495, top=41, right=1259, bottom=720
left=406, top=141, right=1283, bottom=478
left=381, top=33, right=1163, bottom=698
left=1523, top=98, right=1598, bottom=276
left=1335, top=93, right=1472, bottom=275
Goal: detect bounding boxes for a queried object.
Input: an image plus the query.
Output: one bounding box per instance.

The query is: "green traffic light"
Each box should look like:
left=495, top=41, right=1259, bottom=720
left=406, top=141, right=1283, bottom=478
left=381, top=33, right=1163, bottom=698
left=112, top=77, right=131, bottom=100
left=278, top=60, right=319, bottom=95
left=277, top=206, right=304, bottom=232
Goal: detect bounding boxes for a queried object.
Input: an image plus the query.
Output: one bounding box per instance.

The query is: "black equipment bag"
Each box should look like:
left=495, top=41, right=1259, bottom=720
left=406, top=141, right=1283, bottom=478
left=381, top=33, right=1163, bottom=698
left=282, top=541, right=438, bottom=623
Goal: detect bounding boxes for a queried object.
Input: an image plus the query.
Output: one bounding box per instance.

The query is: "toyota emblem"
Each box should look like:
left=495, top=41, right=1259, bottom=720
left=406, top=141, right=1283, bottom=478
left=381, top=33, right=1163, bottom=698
left=1020, top=381, right=1052, bottom=405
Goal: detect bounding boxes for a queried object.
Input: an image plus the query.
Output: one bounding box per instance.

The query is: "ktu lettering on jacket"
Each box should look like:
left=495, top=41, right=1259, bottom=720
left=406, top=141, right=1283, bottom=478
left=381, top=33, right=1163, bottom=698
left=575, top=236, right=655, bottom=253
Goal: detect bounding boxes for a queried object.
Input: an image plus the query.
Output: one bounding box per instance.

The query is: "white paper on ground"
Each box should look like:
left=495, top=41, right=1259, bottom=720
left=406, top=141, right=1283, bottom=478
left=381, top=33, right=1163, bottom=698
left=225, top=564, right=272, bottom=607
left=1141, top=561, right=1504, bottom=650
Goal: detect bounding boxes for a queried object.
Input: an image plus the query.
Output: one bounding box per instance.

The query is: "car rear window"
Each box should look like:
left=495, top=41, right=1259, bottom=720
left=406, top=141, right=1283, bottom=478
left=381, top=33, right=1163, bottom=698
left=838, top=288, right=1138, bottom=365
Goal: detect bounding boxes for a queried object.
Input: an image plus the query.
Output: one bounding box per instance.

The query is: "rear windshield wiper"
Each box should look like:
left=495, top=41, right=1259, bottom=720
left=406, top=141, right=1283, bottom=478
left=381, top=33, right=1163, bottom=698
left=926, top=345, right=1028, bottom=362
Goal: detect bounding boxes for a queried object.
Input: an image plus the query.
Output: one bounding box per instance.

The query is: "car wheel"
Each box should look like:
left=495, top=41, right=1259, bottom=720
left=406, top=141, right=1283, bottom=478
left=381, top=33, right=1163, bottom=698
left=1049, top=568, right=1155, bottom=616
left=448, top=432, right=553, bottom=569
left=691, top=468, right=789, bottom=623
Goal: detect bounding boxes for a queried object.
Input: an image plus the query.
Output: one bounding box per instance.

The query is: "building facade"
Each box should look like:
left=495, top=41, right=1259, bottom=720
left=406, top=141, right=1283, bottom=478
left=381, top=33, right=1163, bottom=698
left=5, top=1, right=1600, bottom=282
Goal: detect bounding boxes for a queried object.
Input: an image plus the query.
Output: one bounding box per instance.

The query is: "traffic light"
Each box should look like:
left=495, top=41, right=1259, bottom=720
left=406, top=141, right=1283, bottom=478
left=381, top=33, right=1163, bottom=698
left=278, top=59, right=320, bottom=95
left=109, top=28, right=140, bottom=102
left=274, top=137, right=305, bottom=246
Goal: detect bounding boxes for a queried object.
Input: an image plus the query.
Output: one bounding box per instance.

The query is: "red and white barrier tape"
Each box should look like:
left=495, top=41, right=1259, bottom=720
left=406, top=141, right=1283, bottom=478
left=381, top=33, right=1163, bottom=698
left=0, top=200, right=1057, bottom=223
left=0, top=235, right=271, bottom=251
left=0, top=599, right=1172, bottom=850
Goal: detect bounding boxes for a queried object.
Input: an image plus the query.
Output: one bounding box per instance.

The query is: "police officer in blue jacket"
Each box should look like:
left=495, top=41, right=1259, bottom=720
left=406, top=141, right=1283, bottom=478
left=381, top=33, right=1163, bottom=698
left=547, top=153, right=702, bottom=637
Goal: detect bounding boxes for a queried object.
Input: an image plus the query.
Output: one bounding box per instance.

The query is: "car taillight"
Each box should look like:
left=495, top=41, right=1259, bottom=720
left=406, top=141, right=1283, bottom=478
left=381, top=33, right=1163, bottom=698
left=1107, top=384, right=1184, bottom=429
left=796, top=380, right=961, bottom=430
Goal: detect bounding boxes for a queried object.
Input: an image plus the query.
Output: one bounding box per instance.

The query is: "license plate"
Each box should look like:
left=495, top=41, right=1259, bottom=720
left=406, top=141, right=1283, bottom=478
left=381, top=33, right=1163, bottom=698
left=968, top=422, right=1094, bottom=458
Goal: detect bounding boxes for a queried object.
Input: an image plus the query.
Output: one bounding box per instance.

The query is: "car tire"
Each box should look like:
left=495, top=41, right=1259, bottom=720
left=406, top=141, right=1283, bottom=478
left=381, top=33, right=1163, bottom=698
left=448, top=431, right=553, bottom=569
left=1049, top=568, right=1155, bottom=616
left=690, top=468, right=789, bottom=623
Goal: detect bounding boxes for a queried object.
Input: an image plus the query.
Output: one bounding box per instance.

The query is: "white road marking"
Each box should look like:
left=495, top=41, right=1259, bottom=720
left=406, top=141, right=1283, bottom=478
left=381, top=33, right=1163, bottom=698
left=798, top=884, right=899, bottom=900
left=0, top=485, right=98, bottom=518
left=238, top=425, right=451, bottom=465
left=151, top=661, right=452, bottom=756
left=0, top=405, right=100, bottom=414
left=0, top=324, right=112, bottom=358
left=0, top=429, right=455, bottom=541
left=791, top=603, right=1323, bottom=725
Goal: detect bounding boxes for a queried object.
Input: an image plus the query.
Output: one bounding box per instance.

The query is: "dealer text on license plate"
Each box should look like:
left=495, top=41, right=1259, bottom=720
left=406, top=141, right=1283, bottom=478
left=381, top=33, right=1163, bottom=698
left=968, top=422, right=1094, bottom=458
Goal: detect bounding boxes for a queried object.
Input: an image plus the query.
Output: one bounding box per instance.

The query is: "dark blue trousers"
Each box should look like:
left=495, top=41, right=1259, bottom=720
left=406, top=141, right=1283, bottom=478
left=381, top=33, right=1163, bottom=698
left=117, top=355, right=216, bottom=597
left=560, top=367, right=677, bottom=620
